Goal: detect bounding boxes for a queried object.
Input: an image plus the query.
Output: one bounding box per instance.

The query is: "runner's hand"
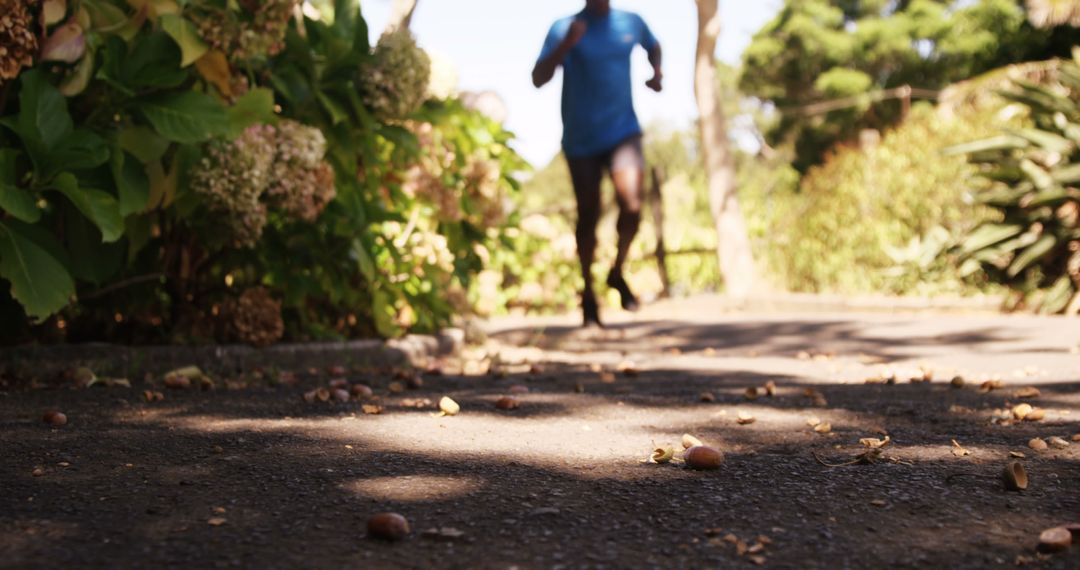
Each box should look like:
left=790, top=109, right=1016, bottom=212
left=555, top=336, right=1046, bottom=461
left=646, top=73, right=663, bottom=93
left=563, top=20, right=587, bottom=49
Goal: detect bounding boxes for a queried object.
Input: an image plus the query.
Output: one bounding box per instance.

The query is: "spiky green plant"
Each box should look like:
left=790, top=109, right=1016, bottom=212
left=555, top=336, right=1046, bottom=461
left=949, top=51, right=1080, bottom=313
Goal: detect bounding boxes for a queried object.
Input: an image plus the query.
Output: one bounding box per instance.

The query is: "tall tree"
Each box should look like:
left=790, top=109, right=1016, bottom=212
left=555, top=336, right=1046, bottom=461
left=741, top=0, right=1076, bottom=172
left=695, top=0, right=756, bottom=299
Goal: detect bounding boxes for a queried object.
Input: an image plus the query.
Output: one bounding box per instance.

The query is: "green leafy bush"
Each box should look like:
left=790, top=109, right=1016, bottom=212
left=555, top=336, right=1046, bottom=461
left=949, top=53, right=1080, bottom=313
left=0, top=0, right=524, bottom=344
left=763, top=102, right=1010, bottom=295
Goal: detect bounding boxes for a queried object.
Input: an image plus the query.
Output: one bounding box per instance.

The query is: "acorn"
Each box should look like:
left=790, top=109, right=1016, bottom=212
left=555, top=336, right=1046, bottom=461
left=1012, top=403, right=1033, bottom=420
left=367, top=512, right=410, bottom=541
left=164, top=374, right=192, bottom=390
left=1038, top=527, right=1071, bottom=553
left=494, top=396, right=519, bottom=410
left=684, top=445, right=724, bottom=470
left=350, top=384, right=374, bottom=399
left=950, top=376, right=965, bottom=389
left=42, top=410, right=67, bottom=427
left=438, top=396, right=460, bottom=416
left=1002, top=461, right=1028, bottom=491
left=332, top=389, right=351, bottom=403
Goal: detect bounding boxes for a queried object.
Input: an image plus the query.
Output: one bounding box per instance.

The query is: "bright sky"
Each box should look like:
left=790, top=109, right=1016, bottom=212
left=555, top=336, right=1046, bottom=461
left=360, top=1, right=782, bottom=167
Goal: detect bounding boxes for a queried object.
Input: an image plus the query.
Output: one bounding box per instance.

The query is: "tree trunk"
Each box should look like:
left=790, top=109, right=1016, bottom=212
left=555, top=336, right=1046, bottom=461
left=384, top=0, right=419, bottom=34
left=694, top=0, right=756, bottom=299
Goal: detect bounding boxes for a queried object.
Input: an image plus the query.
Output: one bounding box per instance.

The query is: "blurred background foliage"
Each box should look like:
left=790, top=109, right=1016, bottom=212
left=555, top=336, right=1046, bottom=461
left=1, top=0, right=1078, bottom=346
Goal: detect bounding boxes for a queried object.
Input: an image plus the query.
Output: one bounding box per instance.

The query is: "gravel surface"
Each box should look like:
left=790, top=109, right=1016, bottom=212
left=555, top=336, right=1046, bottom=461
left=2, top=305, right=1079, bottom=569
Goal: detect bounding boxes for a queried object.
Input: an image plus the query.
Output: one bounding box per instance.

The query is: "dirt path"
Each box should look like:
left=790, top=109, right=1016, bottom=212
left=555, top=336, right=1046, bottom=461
left=3, top=301, right=1079, bottom=569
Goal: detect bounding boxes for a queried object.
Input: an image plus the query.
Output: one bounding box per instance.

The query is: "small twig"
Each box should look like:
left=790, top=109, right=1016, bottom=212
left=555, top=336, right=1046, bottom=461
left=81, top=273, right=164, bottom=301
left=813, top=449, right=883, bottom=468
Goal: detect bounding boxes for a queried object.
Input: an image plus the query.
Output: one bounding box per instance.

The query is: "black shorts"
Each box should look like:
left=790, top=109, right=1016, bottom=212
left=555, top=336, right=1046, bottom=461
left=566, top=135, right=645, bottom=183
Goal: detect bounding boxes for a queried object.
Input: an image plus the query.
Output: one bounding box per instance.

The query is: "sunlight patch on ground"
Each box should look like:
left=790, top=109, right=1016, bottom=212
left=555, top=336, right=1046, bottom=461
left=343, top=475, right=484, bottom=502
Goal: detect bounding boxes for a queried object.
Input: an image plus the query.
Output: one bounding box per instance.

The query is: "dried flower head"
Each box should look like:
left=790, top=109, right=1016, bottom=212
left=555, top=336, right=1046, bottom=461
left=192, top=0, right=298, bottom=63
left=0, top=0, right=38, bottom=83
left=360, top=30, right=431, bottom=121
left=220, top=287, right=284, bottom=347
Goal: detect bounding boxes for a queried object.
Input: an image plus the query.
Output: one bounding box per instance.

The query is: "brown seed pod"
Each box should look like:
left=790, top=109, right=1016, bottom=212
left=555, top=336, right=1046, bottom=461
left=164, top=374, right=192, bottom=390
left=368, top=512, right=410, bottom=541
left=42, top=410, right=67, bottom=427
left=351, top=384, right=374, bottom=399
left=1002, top=461, right=1028, bottom=491
left=494, top=396, right=519, bottom=410
left=1038, top=527, right=1071, bottom=553
left=684, top=445, right=724, bottom=470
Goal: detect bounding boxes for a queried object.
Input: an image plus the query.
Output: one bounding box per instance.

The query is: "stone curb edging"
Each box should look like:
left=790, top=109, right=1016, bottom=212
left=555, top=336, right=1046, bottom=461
left=0, top=329, right=465, bottom=381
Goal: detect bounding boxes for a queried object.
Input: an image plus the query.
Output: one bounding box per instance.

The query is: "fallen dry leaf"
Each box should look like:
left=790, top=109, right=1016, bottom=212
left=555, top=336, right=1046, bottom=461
left=682, top=434, right=705, bottom=449
left=1015, top=387, right=1041, bottom=399
left=951, top=439, right=971, bottom=457
left=1002, top=461, right=1028, bottom=491
left=979, top=380, right=1004, bottom=393
left=650, top=445, right=675, bottom=464
left=1009, top=451, right=1026, bottom=458
left=1012, top=403, right=1034, bottom=420
left=437, top=396, right=460, bottom=417
left=859, top=436, right=890, bottom=449
left=1028, top=438, right=1048, bottom=451
left=736, top=411, right=756, bottom=425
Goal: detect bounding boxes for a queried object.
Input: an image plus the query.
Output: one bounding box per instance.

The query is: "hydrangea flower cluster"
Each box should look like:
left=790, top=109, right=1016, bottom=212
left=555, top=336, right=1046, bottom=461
left=360, top=30, right=431, bottom=121
left=220, top=287, right=284, bottom=347
left=190, top=121, right=336, bottom=248
left=190, top=125, right=276, bottom=248
left=191, top=0, right=298, bottom=63
left=0, top=0, right=38, bottom=83
left=264, top=120, right=336, bottom=222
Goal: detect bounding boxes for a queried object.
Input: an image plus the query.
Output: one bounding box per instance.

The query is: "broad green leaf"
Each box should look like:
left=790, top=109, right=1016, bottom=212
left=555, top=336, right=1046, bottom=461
left=40, top=129, right=111, bottom=178
left=0, top=220, right=75, bottom=321
left=111, top=149, right=150, bottom=216
left=1007, top=234, right=1056, bottom=278
left=82, top=0, right=130, bottom=32
left=160, top=14, right=208, bottom=67
left=0, top=149, right=40, bottom=223
left=64, top=206, right=125, bottom=284
left=317, top=91, right=349, bottom=125
left=227, top=88, right=277, bottom=136
left=118, top=126, right=170, bottom=164
left=137, top=91, right=228, bottom=144
left=15, top=70, right=74, bottom=150
left=961, top=223, right=1023, bottom=255
left=51, top=173, right=124, bottom=243
left=123, top=31, right=188, bottom=89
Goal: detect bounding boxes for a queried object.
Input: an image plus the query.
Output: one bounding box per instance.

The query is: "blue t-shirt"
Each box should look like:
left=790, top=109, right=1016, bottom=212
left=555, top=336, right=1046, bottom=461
left=537, top=9, right=658, bottom=159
